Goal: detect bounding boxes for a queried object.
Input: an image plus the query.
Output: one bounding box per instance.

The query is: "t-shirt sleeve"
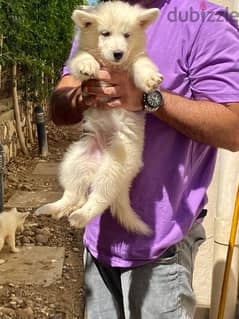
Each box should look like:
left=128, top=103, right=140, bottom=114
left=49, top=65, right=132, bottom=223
left=61, top=35, right=79, bottom=77
left=188, top=9, right=239, bottom=103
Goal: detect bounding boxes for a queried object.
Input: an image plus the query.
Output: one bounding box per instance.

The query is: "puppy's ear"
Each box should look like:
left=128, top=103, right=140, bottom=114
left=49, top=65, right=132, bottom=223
left=137, top=8, right=159, bottom=28
left=72, top=10, right=98, bottom=28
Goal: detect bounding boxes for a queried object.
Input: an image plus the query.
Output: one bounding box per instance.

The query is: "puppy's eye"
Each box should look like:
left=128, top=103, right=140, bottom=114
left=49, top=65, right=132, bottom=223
left=101, top=31, right=111, bottom=37
left=123, top=32, right=130, bottom=38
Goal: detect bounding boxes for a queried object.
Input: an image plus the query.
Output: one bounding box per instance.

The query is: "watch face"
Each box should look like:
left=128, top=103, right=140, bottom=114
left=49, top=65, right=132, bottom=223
left=146, top=90, right=163, bottom=108
left=143, top=90, right=163, bottom=112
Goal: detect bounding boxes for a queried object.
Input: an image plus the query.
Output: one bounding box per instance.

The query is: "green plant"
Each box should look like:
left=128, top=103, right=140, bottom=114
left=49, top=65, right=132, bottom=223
left=0, top=0, right=83, bottom=103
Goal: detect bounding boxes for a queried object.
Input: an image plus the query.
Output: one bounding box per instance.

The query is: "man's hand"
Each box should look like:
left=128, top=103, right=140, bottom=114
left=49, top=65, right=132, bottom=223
left=82, top=68, right=144, bottom=112
left=50, top=75, right=86, bottom=125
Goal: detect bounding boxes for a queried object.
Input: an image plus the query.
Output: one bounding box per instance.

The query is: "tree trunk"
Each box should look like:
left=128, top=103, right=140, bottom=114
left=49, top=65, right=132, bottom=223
left=0, top=35, right=3, bottom=90
left=12, top=63, right=29, bottom=155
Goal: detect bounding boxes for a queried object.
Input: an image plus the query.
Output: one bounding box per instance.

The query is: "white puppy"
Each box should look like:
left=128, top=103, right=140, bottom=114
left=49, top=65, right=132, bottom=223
left=0, top=208, right=29, bottom=253
left=35, top=1, right=163, bottom=235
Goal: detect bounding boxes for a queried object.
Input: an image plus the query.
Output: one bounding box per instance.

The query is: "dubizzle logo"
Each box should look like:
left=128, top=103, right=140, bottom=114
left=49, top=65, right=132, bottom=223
left=200, top=0, right=207, bottom=10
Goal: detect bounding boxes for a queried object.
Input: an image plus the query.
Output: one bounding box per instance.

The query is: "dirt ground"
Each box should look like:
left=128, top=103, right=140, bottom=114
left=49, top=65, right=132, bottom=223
left=0, top=123, right=85, bottom=319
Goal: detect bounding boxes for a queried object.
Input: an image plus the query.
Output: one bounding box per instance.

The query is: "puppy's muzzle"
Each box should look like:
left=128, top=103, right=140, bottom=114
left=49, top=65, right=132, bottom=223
left=113, top=50, right=124, bottom=61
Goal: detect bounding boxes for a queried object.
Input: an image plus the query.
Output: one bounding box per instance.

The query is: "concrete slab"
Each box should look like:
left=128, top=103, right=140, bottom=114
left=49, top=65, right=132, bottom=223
left=193, top=236, right=214, bottom=306
left=0, top=246, right=65, bottom=286
left=32, top=162, right=59, bottom=176
left=192, top=158, right=220, bottom=316
left=5, top=191, right=62, bottom=209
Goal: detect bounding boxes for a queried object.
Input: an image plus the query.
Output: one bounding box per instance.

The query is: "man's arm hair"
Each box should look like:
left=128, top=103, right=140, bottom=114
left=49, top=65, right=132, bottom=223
left=50, top=75, right=87, bottom=125
left=156, top=90, right=239, bottom=152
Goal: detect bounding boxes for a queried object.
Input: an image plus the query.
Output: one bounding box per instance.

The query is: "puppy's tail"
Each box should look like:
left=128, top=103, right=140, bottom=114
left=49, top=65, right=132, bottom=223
left=111, top=203, right=152, bottom=236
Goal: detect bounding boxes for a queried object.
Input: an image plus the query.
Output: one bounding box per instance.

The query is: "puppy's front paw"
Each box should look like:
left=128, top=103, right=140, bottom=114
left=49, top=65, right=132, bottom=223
left=141, top=72, right=163, bottom=93
left=70, top=197, right=87, bottom=212
left=11, top=247, right=20, bottom=253
left=71, top=59, right=100, bottom=80
left=68, top=210, right=92, bottom=229
left=35, top=204, right=68, bottom=220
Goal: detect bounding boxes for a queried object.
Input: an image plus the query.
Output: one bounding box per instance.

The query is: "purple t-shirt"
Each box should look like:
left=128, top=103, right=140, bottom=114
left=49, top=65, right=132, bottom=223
left=63, top=0, right=239, bottom=267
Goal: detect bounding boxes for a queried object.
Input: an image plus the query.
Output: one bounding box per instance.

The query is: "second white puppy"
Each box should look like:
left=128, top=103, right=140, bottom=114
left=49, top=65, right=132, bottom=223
left=36, top=1, right=163, bottom=235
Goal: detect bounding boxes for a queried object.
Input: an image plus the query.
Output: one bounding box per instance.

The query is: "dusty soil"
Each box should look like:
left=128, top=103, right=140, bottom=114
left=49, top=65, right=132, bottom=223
left=0, top=123, right=85, bottom=319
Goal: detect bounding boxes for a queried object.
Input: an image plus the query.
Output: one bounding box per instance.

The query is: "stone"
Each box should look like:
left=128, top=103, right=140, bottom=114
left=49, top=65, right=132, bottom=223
left=35, top=234, right=49, bottom=244
left=23, top=230, right=35, bottom=236
left=0, top=307, right=16, bottom=317
left=17, top=307, right=34, bottom=319
left=22, top=237, right=31, bottom=244
left=7, top=175, right=18, bottom=184
left=9, top=301, right=17, bottom=309
left=0, top=246, right=65, bottom=287
left=10, top=296, right=23, bottom=305
left=36, top=227, right=51, bottom=236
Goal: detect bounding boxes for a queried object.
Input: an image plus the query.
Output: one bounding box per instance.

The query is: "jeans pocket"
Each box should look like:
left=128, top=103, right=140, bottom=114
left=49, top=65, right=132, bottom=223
left=145, top=251, right=181, bottom=315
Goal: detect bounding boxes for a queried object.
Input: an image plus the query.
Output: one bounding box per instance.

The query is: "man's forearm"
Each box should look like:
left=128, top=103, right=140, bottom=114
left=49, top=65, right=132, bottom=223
left=156, top=91, right=239, bottom=151
left=50, top=86, right=87, bottom=125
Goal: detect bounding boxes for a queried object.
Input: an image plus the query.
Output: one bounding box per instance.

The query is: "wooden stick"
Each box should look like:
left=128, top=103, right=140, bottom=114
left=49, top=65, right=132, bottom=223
left=12, top=63, right=29, bottom=155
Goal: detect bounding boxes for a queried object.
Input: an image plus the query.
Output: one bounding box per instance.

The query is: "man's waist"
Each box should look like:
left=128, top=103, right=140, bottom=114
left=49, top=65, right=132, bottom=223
left=161, top=209, right=207, bottom=259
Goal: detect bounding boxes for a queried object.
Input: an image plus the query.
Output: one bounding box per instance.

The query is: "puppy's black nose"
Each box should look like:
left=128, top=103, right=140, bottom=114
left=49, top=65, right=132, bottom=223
left=113, top=50, right=123, bottom=61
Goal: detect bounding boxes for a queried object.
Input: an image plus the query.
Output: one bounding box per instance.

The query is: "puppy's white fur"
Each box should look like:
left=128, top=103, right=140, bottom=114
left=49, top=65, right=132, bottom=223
left=35, top=1, right=163, bottom=235
left=0, top=208, right=29, bottom=253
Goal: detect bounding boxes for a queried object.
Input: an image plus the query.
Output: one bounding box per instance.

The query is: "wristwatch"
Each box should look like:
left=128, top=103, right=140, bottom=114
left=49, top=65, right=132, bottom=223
left=143, top=90, right=163, bottom=113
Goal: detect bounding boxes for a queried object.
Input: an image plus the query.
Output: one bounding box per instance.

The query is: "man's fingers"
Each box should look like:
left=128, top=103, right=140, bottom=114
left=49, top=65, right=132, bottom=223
left=84, top=85, right=120, bottom=97
left=87, top=69, right=123, bottom=82
left=83, top=95, right=97, bottom=106
left=85, top=79, right=112, bottom=87
left=98, top=69, right=113, bottom=80
left=81, top=68, right=129, bottom=109
left=106, top=98, right=122, bottom=108
left=98, top=69, right=121, bottom=81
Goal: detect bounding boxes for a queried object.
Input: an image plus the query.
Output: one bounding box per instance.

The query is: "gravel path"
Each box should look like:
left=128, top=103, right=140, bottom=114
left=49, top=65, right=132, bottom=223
left=1, top=123, right=85, bottom=319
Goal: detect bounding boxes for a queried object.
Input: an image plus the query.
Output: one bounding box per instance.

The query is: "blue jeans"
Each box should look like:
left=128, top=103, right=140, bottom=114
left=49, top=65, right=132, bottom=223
left=84, top=222, right=206, bottom=319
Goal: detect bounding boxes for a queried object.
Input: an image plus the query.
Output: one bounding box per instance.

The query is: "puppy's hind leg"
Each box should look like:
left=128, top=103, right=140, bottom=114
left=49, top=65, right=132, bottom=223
left=35, top=190, right=80, bottom=219
left=6, top=233, right=19, bottom=253
left=52, top=136, right=101, bottom=219
left=35, top=158, right=97, bottom=219
left=69, top=140, right=127, bottom=228
left=0, top=237, right=4, bottom=252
